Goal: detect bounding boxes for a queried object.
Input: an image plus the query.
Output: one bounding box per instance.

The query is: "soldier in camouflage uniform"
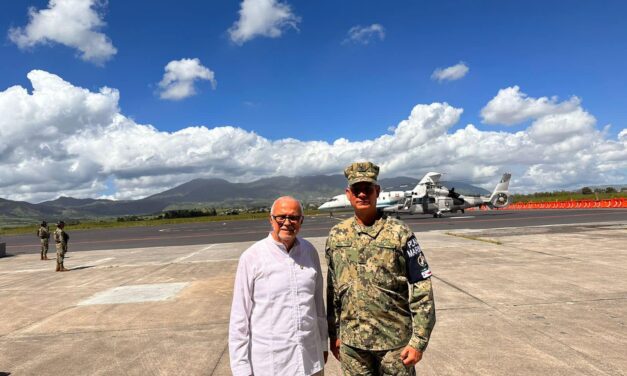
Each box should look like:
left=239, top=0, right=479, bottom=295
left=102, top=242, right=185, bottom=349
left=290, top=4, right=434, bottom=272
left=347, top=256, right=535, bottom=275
left=37, top=220, right=50, bottom=260
left=54, top=221, right=70, bottom=272
left=326, top=162, right=436, bottom=375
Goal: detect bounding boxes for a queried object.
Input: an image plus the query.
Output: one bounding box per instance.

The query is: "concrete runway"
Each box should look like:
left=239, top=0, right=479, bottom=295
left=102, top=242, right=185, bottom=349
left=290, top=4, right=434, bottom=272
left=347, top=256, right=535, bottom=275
left=4, top=208, right=627, bottom=255
left=0, top=220, right=625, bottom=375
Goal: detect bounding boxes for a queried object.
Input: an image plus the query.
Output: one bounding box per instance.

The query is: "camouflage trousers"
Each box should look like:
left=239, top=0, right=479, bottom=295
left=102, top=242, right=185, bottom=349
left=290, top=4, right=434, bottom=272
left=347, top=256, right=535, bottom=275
left=56, top=243, right=67, bottom=266
left=40, top=238, right=49, bottom=258
left=340, top=343, right=416, bottom=376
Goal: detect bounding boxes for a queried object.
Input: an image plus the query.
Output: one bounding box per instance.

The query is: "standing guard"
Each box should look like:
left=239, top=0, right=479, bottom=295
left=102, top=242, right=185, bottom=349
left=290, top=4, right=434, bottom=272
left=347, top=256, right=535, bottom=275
left=37, top=220, right=50, bottom=260
left=54, top=221, right=70, bottom=272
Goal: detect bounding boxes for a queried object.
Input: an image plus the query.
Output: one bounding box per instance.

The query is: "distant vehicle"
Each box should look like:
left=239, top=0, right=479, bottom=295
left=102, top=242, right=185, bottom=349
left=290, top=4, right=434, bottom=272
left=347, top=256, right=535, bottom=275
left=383, top=173, right=512, bottom=218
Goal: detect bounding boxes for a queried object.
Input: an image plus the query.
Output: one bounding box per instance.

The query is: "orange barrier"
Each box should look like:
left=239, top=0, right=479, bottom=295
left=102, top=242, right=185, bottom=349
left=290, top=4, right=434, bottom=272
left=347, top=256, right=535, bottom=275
left=503, top=198, right=627, bottom=210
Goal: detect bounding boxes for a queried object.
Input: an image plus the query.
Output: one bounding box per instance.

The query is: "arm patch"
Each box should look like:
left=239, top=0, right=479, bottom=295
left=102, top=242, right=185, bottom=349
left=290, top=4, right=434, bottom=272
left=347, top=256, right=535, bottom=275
left=403, top=234, right=432, bottom=283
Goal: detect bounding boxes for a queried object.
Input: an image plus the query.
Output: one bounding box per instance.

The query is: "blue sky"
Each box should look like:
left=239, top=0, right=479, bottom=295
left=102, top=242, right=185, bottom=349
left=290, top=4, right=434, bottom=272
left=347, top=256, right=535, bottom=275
left=1, top=0, right=626, bottom=202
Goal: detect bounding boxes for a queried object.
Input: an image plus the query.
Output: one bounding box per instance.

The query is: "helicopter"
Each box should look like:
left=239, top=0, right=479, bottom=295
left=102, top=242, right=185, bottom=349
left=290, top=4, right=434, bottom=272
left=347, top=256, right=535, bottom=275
left=383, top=173, right=512, bottom=218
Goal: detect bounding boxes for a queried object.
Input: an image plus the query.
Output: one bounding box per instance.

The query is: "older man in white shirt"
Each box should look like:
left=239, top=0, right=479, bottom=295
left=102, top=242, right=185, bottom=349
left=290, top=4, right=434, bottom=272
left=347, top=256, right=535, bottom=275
left=229, top=196, right=328, bottom=376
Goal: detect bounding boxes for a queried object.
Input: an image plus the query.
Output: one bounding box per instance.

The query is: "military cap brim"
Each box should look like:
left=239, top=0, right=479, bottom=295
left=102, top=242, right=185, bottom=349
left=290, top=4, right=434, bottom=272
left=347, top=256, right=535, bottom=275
left=347, top=176, right=378, bottom=186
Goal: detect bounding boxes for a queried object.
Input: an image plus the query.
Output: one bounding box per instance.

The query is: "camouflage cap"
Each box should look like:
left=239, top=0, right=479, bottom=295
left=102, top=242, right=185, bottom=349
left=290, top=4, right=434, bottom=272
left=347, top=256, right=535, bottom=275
left=344, top=161, right=379, bottom=186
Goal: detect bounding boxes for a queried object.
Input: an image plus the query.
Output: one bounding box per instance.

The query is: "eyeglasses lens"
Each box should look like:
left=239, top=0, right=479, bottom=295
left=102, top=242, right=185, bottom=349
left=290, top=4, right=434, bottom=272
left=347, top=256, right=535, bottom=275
left=274, top=215, right=302, bottom=223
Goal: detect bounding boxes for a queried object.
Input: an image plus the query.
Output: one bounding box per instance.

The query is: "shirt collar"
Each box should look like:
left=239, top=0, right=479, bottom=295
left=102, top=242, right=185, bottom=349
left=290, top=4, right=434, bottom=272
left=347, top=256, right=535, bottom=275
left=266, top=233, right=300, bottom=253
left=351, top=215, right=385, bottom=238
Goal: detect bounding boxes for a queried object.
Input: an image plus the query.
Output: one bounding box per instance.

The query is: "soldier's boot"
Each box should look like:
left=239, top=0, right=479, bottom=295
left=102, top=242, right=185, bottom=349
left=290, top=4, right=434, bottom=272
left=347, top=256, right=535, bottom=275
left=40, top=253, right=44, bottom=260
left=55, top=263, right=60, bottom=272
left=59, top=263, right=69, bottom=272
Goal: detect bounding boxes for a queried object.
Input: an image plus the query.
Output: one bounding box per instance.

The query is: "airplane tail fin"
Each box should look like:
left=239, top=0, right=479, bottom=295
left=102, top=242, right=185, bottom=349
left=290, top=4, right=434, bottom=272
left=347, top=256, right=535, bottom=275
left=488, top=173, right=512, bottom=208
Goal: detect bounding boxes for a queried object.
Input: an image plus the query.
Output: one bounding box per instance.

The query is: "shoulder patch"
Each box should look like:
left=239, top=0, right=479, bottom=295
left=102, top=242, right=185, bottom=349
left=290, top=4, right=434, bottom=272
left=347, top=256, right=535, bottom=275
left=402, top=234, right=432, bottom=283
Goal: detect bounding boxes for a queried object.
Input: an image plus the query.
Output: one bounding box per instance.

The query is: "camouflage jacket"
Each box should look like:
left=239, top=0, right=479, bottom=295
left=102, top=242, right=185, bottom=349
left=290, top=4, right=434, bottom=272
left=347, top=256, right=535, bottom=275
left=325, top=216, right=436, bottom=351
left=54, top=228, right=69, bottom=244
left=37, top=226, right=50, bottom=239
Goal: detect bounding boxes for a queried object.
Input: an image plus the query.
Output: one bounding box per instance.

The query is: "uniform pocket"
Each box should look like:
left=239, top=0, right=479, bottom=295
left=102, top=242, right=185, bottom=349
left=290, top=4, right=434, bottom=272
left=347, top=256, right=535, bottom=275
left=331, top=242, right=359, bottom=289
left=368, top=242, right=402, bottom=289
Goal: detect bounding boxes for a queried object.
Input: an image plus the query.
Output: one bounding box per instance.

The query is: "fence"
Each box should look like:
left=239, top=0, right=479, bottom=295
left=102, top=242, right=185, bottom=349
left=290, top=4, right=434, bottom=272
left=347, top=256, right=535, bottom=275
left=469, top=198, right=627, bottom=210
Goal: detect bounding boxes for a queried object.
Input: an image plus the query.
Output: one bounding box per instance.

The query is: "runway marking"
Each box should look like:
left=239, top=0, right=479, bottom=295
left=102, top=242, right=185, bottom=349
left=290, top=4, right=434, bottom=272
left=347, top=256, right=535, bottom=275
left=0, top=268, right=50, bottom=274
left=78, top=282, right=189, bottom=306
left=173, top=244, right=216, bottom=263
left=108, top=257, right=242, bottom=268
left=450, top=216, right=475, bottom=219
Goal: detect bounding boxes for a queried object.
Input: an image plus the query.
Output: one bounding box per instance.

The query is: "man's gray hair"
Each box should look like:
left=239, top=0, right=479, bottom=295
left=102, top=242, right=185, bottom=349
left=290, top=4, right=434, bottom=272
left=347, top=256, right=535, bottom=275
left=270, top=196, right=304, bottom=215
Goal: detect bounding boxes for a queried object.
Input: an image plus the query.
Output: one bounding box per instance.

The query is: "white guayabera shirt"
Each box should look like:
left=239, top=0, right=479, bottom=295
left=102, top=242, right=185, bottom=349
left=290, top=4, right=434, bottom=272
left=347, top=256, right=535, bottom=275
left=229, top=234, right=328, bottom=376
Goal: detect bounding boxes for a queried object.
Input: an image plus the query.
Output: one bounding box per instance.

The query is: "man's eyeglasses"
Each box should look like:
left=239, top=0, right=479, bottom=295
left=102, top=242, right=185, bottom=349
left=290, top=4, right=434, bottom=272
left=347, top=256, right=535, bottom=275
left=350, top=185, right=376, bottom=195
left=272, top=215, right=303, bottom=224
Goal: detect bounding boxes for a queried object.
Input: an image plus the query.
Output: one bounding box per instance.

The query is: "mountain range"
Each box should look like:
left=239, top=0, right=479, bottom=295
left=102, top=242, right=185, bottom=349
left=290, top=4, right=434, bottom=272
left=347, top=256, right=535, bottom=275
left=0, top=175, right=489, bottom=225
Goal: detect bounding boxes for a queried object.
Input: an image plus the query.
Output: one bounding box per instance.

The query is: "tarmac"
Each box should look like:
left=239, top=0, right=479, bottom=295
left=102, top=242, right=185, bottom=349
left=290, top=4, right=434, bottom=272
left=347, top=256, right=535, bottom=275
left=0, top=221, right=626, bottom=375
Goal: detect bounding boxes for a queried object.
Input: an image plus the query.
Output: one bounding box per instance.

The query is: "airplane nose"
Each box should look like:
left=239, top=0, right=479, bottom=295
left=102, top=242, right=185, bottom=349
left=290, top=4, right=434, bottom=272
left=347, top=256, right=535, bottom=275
left=318, top=203, right=328, bottom=210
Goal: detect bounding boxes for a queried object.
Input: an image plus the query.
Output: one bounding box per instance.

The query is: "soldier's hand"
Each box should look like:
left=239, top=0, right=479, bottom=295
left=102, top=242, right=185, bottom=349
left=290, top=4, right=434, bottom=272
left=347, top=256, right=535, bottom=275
left=330, top=338, right=341, bottom=360
left=400, top=346, right=423, bottom=366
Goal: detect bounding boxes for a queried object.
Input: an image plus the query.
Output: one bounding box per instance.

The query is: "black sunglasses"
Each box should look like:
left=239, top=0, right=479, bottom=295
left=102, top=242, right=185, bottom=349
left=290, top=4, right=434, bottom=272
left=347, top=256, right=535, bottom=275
left=350, top=185, right=376, bottom=195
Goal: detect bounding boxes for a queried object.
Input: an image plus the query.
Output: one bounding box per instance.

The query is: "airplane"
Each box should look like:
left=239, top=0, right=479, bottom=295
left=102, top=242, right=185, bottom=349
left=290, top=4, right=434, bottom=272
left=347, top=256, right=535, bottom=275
left=383, top=173, right=512, bottom=218
left=317, top=172, right=443, bottom=214
left=317, top=189, right=407, bottom=214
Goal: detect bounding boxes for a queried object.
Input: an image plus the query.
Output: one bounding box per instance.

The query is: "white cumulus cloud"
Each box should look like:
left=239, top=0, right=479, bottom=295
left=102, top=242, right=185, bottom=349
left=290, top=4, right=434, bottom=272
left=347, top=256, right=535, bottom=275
left=228, top=0, right=300, bottom=45
left=431, top=62, right=469, bottom=82
left=343, top=24, right=385, bottom=45
left=0, top=70, right=625, bottom=202
left=8, top=0, right=117, bottom=65
left=481, top=86, right=581, bottom=126
left=158, top=58, right=217, bottom=101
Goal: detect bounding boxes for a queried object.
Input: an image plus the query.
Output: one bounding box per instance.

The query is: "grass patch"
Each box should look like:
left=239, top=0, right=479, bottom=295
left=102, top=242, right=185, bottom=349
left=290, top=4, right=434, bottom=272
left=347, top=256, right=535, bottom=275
left=445, top=231, right=502, bottom=245
left=0, top=210, right=322, bottom=236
